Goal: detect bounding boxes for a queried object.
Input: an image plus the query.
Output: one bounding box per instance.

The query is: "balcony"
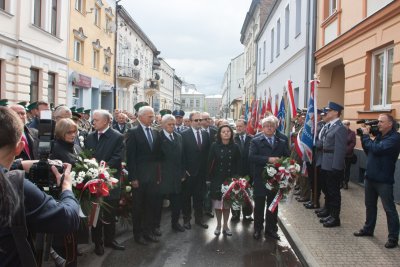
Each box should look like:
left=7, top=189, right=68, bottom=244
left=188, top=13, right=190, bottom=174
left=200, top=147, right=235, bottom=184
left=117, top=64, right=140, bottom=86
left=144, top=79, right=160, bottom=96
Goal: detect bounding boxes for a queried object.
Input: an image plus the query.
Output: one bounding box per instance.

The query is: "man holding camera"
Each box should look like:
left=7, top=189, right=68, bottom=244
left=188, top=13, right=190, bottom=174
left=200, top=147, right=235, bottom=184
left=354, top=114, right=400, bottom=249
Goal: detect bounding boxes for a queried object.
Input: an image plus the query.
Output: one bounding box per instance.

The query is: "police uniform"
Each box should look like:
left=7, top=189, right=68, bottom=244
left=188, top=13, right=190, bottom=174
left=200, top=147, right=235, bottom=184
left=172, top=110, right=187, bottom=133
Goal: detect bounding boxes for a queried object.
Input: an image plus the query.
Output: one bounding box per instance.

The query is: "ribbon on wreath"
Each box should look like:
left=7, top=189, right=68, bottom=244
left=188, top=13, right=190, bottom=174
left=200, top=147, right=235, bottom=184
left=268, top=191, right=282, bottom=213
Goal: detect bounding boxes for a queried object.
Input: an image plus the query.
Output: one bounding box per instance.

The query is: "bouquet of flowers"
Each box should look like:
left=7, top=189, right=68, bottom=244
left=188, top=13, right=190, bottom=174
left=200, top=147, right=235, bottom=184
left=221, top=177, right=253, bottom=211
left=262, top=157, right=300, bottom=212
left=117, top=162, right=133, bottom=223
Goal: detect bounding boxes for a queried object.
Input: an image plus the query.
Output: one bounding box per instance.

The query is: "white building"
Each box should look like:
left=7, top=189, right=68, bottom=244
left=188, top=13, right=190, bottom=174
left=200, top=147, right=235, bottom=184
left=0, top=0, right=69, bottom=105
left=205, top=95, right=222, bottom=118
left=157, top=58, right=174, bottom=111
left=116, top=5, right=160, bottom=112
left=181, top=82, right=205, bottom=113
left=256, top=0, right=316, bottom=109
left=173, top=75, right=182, bottom=110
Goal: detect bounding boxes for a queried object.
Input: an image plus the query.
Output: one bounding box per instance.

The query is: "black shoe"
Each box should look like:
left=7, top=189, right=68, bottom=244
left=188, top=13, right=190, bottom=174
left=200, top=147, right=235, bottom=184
left=105, top=240, right=125, bottom=250
left=231, top=215, right=240, bottom=222
left=317, top=210, right=330, bottom=218
left=205, top=212, right=214, bottom=218
left=319, top=215, right=332, bottom=223
left=134, top=236, right=148, bottom=246
left=315, top=207, right=326, bottom=214
left=353, top=229, right=373, bottom=237
left=243, top=216, right=254, bottom=222
left=294, top=190, right=300, bottom=196
left=195, top=220, right=208, bottom=229
left=265, top=230, right=280, bottom=240
left=305, top=203, right=320, bottom=209
left=253, top=230, right=261, bottom=240
left=297, top=197, right=310, bottom=202
left=183, top=221, right=191, bottom=230
left=323, top=217, right=341, bottom=227
left=94, top=243, right=104, bottom=256
left=153, top=228, right=162, bottom=236
left=172, top=223, right=185, bottom=232
left=143, top=234, right=159, bottom=243
left=385, top=239, right=398, bottom=249
left=303, top=201, right=313, bottom=206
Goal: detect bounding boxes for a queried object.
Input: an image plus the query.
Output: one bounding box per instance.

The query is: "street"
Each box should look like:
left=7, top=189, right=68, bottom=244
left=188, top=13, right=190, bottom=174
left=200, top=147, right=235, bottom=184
left=76, top=209, right=302, bottom=267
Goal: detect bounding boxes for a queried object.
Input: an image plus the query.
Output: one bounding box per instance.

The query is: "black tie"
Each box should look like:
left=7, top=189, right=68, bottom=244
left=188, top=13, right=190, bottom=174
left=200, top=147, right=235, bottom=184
left=169, top=133, right=174, bottom=142
left=145, top=127, right=153, bottom=149
left=177, top=126, right=180, bottom=133
left=196, top=130, right=202, bottom=148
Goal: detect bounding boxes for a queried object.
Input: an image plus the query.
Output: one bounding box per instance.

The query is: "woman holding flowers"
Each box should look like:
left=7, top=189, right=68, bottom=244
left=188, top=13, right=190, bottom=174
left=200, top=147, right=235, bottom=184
left=207, top=125, right=241, bottom=236
left=249, top=116, right=290, bottom=241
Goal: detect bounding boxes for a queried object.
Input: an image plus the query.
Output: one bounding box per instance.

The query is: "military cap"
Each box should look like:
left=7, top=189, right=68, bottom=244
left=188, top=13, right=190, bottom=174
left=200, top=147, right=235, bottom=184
left=160, top=109, right=172, bottom=117
left=325, top=101, right=343, bottom=112
left=76, top=107, right=84, bottom=113
left=172, top=109, right=185, bottom=117
left=71, top=111, right=82, bottom=120
left=317, top=109, right=323, bottom=114
left=0, top=99, right=8, bottom=107
left=70, top=106, right=77, bottom=112
left=17, top=101, right=28, bottom=108
left=26, top=101, right=38, bottom=111
left=134, top=102, right=149, bottom=112
left=84, top=109, right=91, bottom=114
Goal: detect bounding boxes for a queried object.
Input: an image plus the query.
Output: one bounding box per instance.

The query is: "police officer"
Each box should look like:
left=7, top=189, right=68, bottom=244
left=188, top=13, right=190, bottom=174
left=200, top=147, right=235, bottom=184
left=172, top=110, right=187, bottom=133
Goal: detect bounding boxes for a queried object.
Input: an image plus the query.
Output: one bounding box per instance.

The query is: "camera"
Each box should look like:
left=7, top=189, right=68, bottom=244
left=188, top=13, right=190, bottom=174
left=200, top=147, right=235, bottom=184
left=356, top=119, right=379, bottom=137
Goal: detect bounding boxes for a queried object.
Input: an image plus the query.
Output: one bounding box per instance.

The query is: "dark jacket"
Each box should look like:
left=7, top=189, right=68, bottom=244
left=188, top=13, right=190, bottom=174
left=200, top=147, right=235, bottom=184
left=234, top=134, right=253, bottom=177
left=249, top=133, right=290, bottom=197
left=181, top=128, right=210, bottom=178
left=16, top=127, right=39, bottom=160
left=362, top=129, right=400, bottom=184
left=159, top=131, right=185, bottom=194
left=207, top=142, right=241, bottom=200
left=50, top=139, right=82, bottom=165
left=346, top=128, right=356, bottom=157
left=203, top=127, right=217, bottom=145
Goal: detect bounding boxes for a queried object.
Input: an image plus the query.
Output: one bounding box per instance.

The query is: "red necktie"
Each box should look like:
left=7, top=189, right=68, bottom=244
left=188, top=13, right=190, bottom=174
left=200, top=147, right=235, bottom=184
left=21, top=135, right=31, bottom=159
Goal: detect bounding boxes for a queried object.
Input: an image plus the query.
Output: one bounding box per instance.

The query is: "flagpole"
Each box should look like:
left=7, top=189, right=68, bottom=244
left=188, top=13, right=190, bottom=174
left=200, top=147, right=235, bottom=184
left=313, top=73, right=318, bottom=207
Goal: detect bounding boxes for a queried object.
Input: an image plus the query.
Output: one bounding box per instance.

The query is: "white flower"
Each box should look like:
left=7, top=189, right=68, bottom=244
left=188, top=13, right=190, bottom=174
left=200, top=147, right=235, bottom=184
left=76, top=177, right=84, bottom=184
left=78, top=171, right=86, bottom=178
left=70, top=171, right=76, bottom=179
left=72, top=180, right=77, bottom=187
left=78, top=157, right=83, bottom=162
left=83, top=164, right=88, bottom=169
left=79, top=136, right=84, bottom=141
left=265, top=182, right=273, bottom=190
left=125, top=186, right=132, bottom=193
left=267, top=167, right=277, bottom=177
left=295, top=164, right=301, bottom=172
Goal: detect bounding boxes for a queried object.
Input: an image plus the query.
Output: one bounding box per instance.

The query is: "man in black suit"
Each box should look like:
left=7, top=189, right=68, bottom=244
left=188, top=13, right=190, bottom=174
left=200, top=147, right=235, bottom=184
left=9, top=104, right=39, bottom=160
left=231, top=119, right=253, bottom=222
left=85, top=109, right=125, bottom=255
left=181, top=111, right=210, bottom=230
left=126, top=106, right=161, bottom=245
left=113, top=113, right=132, bottom=134
left=249, top=115, right=290, bottom=241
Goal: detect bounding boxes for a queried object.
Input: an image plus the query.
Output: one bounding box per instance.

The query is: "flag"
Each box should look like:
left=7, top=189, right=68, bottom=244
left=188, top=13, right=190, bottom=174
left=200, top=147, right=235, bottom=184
left=247, top=99, right=256, bottom=135
left=266, top=88, right=272, bottom=113
left=300, top=80, right=319, bottom=163
left=277, top=95, right=286, bottom=133
left=244, top=100, right=249, bottom=121
left=287, top=80, right=297, bottom=118
left=257, top=99, right=266, bottom=130
left=274, top=94, right=279, bottom=116
left=284, top=92, right=291, bottom=139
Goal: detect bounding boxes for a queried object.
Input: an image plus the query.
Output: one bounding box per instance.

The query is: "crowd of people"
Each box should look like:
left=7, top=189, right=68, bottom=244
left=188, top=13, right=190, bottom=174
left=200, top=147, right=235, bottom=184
left=1, top=97, right=400, bottom=267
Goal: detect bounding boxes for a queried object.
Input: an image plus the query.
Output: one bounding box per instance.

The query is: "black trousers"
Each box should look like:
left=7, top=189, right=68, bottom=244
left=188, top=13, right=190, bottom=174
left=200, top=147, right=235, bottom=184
left=307, top=163, right=324, bottom=203
left=131, top=181, right=157, bottom=237
left=344, top=157, right=352, bottom=183
left=254, top=190, right=278, bottom=233
left=92, top=199, right=118, bottom=245
left=322, top=169, right=343, bottom=217
left=153, top=192, right=183, bottom=227
left=182, top=175, right=205, bottom=222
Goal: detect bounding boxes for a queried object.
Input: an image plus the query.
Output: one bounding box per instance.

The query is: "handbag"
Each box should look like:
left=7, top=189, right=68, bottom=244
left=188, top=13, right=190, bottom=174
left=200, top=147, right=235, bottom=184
left=350, top=153, right=357, bottom=164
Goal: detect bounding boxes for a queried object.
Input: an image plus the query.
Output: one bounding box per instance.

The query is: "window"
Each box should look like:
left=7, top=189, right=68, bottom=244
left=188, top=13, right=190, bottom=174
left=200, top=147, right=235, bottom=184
left=295, top=0, right=301, bottom=36
left=263, top=41, right=266, bottom=70
left=92, top=49, right=99, bottom=69
left=94, top=5, right=101, bottom=27
left=30, top=68, right=39, bottom=103
left=75, top=0, right=83, bottom=12
left=285, top=5, right=290, bottom=48
left=106, top=16, right=112, bottom=33
left=104, top=56, right=111, bottom=74
left=196, top=100, right=200, bottom=107
left=190, top=99, right=193, bottom=107
left=258, top=48, right=261, bottom=74
left=73, top=39, right=82, bottom=62
left=33, top=0, right=41, bottom=27
left=50, top=0, right=57, bottom=35
left=371, top=46, right=393, bottom=108
left=270, top=28, right=274, bottom=62
left=276, top=19, right=281, bottom=57
left=329, top=0, right=337, bottom=16
left=48, top=73, right=55, bottom=105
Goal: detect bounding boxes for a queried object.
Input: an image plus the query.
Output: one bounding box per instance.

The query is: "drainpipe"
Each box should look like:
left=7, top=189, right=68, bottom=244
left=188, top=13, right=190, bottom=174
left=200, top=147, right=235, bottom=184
left=304, top=0, right=311, bottom=107
left=113, top=1, right=121, bottom=110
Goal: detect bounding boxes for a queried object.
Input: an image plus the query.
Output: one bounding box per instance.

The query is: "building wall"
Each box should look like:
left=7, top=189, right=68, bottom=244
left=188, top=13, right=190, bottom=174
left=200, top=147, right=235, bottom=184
left=205, top=96, right=222, bottom=118
left=158, top=58, right=174, bottom=111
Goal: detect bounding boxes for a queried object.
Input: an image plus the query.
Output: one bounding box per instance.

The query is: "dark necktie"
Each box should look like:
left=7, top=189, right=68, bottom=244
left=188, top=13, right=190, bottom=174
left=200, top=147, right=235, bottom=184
left=177, top=126, right=180, bottom=133
left=268, top=137, right=273, bottom=146
left=145, top=127, right=153, bottom=149
left=240, top=135, right=245, bottom=149
left=196, top=130, right=202, bottom=148
left=98, top=132, right=103, bottom=140
left=169, top=133, right=174, bottom=142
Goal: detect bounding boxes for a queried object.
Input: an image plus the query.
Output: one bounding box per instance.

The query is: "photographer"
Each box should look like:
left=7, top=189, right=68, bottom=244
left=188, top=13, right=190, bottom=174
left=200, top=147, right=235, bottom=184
left=0, top=107, right=80, bottom=266
left=354, top=114, right=400, bottom=249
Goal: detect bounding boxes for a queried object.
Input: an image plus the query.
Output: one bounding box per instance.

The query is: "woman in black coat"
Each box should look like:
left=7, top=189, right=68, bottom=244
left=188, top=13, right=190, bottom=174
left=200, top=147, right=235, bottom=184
left=207, top=125, right=241, bottom=236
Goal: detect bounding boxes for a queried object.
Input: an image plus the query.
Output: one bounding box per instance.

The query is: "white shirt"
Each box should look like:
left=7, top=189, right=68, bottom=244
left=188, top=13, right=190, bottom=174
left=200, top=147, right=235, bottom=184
left=163, top=129, right=174, bottom=141
left=192, top=127, right=202, bottom=144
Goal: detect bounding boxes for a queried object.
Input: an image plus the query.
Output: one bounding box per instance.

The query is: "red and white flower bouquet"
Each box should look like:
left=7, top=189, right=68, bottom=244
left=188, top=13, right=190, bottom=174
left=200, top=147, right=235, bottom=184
left=221, top=177, right=253, bottom=211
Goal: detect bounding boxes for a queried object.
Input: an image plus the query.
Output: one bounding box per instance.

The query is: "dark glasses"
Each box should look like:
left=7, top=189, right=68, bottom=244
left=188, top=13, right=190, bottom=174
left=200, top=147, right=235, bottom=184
left=192, top=119, right=203, bottom=122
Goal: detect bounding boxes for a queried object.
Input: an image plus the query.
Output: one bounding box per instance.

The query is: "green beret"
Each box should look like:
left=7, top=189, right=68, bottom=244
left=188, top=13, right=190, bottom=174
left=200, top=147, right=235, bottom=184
left=72, top=111, right=82, bottom=120
left=84, top=109, right=91, bottom=114
left=134, top=102, right=149, bottom=112
left=26, top=101, right=38, bottom=111
left=0, top=99, right=9, bottom=107
left=70, top=106, right=77, bottom=112
left=76, top=107, right=84, bottom=113
left=160, top=109, right=172, bottom=117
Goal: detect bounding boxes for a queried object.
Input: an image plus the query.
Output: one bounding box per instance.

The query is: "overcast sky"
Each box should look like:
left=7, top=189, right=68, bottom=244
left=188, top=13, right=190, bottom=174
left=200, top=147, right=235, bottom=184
left=122, top=0, right=252, bottom=96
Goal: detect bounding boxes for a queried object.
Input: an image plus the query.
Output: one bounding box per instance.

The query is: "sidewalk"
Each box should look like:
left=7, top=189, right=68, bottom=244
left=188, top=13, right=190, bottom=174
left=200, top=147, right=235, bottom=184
left=278, top=182, right=400, bottom=267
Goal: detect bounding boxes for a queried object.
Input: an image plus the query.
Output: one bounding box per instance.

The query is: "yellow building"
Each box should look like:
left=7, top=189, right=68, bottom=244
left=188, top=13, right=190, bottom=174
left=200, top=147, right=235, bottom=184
left=68, top=0, right=116, bottom=111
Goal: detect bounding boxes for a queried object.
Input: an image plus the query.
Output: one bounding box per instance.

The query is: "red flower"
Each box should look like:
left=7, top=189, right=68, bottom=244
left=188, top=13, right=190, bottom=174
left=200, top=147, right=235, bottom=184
left=290, top=159, right=295, bottom=165
left=234, top=183, right=240, bottom=191
left=99, top=173, right=106, bottom=179
left=76, top=182, right=84, bottom=190
left=274, top=163, right=281, bottom=168
left=223, top=181, right=229, bottom=186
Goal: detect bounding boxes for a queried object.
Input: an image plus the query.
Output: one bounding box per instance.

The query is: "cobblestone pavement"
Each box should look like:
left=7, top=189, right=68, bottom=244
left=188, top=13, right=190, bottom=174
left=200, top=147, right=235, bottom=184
left=279, top=182, right=400, bottom=267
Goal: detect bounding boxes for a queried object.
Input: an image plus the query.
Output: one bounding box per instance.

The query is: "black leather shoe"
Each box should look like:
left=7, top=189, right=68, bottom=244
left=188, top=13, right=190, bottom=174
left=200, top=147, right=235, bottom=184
left=172, top=223, right=185, bottom=232
left=134, top=236, right=148, bottom=246
left=323, top=217, right=340, bottom=227
left=265, top=230, right=280, bottom=240
left=315, top=207, right=326, bottom=214
left=105, top=240, right=125, bottom=250
left=319, top=215, right=332, bottom=223
left=305, top=203, right=320, bottom=209
left=195, top=220, right=208, bottom=229
left=253, top=230, right=261, bottom=240
left=243, top=216, right=254, bottom=222
left=317, top=210, right=330, bottom=218
left=353, top=229, right=373, bottom=237
left=303, top=201, right=313, bottom=206
left=94, top=243, right=104, bottom=256
left=205, top=212, right=214, bottom=218
left=153, top=228, right=162, bottom=236
left=143, top=234, right=159, bottom=243
left=297, top=197, right=310, bottom=202
left=183, top=221, right=191, bottom=230
left=385, top=239, right=398, bottom=249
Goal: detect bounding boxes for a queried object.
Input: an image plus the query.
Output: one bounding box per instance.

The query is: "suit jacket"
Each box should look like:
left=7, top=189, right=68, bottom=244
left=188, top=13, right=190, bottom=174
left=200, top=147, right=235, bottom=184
left=234, top=134, right=253, bottom=177
left=85, top=128, right=124, bottom=199
left=159, top=131, right=185, bottom=194
left=174, top=125, right=187, bottom=134
left=181, top=127, right=210, bottom=178
left=249, top=134, right=290, bottom=197
left=113, top=122, right=132, bottom=134
left=125, top=125, right=161, bottom=184
left=203, top=127, right=217, bottom=145
left=17, top=126, right=39, bottom=160
left=321, top=120, right=347, bottom=171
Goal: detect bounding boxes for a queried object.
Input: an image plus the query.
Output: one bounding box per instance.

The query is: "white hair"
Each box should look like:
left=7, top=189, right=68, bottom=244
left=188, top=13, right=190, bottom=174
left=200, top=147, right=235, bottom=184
left=261, top=115, right=278, bottom=127
left=93, top=109, right=112, bottom=122
left=138, top=106, right=154, bottom=116
left=161, top=114, right=176, bottom=123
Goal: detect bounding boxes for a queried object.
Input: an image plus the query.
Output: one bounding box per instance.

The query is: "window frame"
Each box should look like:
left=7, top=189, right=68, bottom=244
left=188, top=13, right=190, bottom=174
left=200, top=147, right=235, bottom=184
left=47, top=72, right=56, bottom=105
left=276, top=18, right=281, bottom=57
left=92, top=48, right=99, bottom=70
left=270, top=28, right=274, bottom=63
left=284, top=5, right=290, bottom=48
left=50, top=0, right=57, bottom=36
left=295, top=0, right=301, bottom=37
left=329, top=0, right=337, bottom=16
left=30, top=68, right=40, bottom=103
left=94, top=5, right=101, bottom=27
left=73, top=39, right=83, bottom=63
left=33, top=0, right=41, bottom=27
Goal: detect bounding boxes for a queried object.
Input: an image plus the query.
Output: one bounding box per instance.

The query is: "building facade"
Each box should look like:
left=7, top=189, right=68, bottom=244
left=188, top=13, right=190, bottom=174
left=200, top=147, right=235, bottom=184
left=181, top=82, right=205, bottom=114
left=0, top=0, right=69, bottom=105
left=157, top=58, right=174, bottom=112
left=173, top=75, right=182, bottom=110
left=314, top=0, right=400, bottom=199
left=205, top=95, right=222, bottom=118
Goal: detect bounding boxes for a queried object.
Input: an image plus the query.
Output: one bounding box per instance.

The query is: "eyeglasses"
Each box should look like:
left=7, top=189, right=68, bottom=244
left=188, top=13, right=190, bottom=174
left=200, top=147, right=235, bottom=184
left=192, top=119, right=203, bottom=122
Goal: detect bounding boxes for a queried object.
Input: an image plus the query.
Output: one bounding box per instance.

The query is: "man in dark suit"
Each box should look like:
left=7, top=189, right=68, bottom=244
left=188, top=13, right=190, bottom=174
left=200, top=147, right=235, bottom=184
left=113, top=113, right=132, bottom=134
left=126, top=106, right=161, bottom=245
left=231, top=119, right=253, bottom=222
left=249, top=115, right=290, bottom=241
left=9, top=104, right=39, bottom=160
left=27, top=101, right=49, bottom=130
left=84, top=109, right=125, bottom=255
left=181, top=111, right=210, bottom=230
